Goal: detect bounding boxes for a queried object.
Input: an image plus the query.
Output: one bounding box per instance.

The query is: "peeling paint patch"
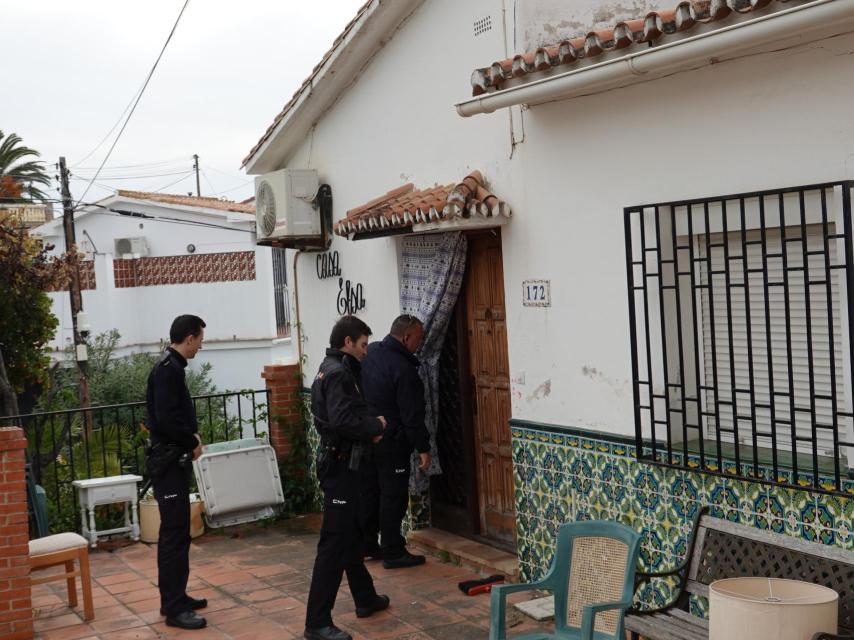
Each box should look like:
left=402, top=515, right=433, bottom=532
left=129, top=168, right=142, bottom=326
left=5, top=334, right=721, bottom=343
left=581, top=365, right=628, bottom=398
left=526, top=379, right=552, bottom=402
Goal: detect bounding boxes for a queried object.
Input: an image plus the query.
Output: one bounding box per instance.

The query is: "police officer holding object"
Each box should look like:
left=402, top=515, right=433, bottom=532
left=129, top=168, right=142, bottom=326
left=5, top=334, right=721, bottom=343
left=145, top=315, right=208, bottom=630
left=305, top=315, right=391, bottom=640
left=361, top=314, right=431, bottom=569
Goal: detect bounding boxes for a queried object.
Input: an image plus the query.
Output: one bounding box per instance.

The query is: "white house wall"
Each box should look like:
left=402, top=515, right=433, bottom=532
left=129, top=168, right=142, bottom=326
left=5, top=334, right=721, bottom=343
left=504, top=28, right=854, bottom=437
left=40, top=202, right=292, bottom=393
left=263, top=1, right=854, bottom=438
left=278, top=0, right=517, bottom=381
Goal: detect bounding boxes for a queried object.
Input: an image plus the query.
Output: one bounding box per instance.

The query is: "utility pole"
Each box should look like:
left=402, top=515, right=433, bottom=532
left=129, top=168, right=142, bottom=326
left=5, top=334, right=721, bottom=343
left=59, top=157, right=92, bottom=431
left=193, top=154, right=200, bottom=197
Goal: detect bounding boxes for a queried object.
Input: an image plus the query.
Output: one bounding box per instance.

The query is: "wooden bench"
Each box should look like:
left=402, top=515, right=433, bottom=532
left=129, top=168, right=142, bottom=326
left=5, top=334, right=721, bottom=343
left=625, top=508, right=854, bottom=640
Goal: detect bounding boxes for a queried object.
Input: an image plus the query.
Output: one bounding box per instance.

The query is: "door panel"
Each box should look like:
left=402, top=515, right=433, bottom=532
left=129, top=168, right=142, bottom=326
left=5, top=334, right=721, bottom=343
left=466, top=233, right=516, bottom=544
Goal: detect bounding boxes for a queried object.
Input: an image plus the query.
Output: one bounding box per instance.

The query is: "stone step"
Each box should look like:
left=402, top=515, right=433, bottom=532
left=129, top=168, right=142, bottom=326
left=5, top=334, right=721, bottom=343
left=408, top=528, right=519, bottom=581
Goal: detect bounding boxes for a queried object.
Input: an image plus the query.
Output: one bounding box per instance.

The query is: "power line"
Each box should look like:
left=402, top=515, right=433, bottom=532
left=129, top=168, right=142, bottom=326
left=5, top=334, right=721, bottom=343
left=71, top=170, right=193, bottom=181
left=153, top=171, right=195, bottom=193
left=73, top=156, right=189, bottom=171
left=210, top=179, right=254, bottom=197
left=200, top=168, right=216, bottom=196
left=74, top=0, right=192, bottom=208
left=70, top=86, right=145, bottom=168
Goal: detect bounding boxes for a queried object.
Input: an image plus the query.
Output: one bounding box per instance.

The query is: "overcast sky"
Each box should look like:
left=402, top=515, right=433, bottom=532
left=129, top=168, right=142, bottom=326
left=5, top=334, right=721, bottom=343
left=1, top=0, right=366, bottom=207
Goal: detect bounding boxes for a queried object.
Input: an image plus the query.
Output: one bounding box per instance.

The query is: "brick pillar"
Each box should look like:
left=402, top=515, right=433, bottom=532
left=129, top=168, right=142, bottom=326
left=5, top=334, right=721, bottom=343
left=0, top=427, right=33, bottom=640
left=262, top=364, right=303, bottom=459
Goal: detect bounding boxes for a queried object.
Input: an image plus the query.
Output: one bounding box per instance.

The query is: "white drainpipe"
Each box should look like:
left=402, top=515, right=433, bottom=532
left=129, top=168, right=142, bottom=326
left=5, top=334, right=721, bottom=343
left=456, top=0, right=854, bottom=117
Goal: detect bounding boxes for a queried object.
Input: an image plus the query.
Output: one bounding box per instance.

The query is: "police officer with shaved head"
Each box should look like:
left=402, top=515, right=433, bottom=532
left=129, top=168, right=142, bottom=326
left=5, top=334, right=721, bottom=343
left=305, top=315, right=390, bottom=640
left=360, top=314, right=431, bottom=568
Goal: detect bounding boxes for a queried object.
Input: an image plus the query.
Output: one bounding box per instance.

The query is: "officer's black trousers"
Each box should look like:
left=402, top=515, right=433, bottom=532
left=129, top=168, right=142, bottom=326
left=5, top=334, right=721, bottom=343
left=360, top=445, right=411, bottom=559
left=306, top=461, right=378, bottom=629
left=153, top=464, right=191, bottom=616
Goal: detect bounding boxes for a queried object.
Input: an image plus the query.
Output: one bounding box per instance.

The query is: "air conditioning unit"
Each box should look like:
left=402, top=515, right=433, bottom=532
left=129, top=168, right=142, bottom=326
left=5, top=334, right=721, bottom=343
left=114, top=236, right=148, bottom=258
left=254, top=169, right=321, bottom=244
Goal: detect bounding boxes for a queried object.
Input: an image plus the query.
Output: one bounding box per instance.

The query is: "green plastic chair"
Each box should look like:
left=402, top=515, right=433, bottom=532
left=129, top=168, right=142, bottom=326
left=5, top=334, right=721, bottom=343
left=25, top=462, right=50, bottom=538
left=490, top=520, right=642, bottom=640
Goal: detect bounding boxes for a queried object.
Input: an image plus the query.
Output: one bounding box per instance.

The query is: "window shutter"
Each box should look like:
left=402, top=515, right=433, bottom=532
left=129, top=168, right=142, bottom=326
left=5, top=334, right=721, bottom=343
left=699, top=225, right=846, bottom=458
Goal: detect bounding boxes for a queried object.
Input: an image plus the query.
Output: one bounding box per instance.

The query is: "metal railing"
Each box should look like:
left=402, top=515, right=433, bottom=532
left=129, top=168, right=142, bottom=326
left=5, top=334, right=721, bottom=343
left=625, top=181, right=854, bottom=494
left=3, top=389, right=270, bottom=532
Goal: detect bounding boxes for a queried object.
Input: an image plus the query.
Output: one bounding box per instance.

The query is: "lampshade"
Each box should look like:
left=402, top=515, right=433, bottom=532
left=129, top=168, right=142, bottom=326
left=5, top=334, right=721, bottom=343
left=710, top=577, right=838, bottom=640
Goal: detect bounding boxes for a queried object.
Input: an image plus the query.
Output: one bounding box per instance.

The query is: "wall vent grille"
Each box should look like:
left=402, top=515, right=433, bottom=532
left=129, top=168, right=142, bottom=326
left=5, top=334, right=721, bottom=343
left=474, top=15, right=492, bottom=36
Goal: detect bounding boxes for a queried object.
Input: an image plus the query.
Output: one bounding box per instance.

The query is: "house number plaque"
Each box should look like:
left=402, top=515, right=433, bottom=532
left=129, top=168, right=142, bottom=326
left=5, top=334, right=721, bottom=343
left=522, top=280, right=550, bottom=307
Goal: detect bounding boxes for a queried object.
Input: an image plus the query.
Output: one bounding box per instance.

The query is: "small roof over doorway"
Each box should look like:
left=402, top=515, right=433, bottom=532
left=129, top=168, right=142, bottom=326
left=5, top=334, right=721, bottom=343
left=334, top=170, right=511, bottom=240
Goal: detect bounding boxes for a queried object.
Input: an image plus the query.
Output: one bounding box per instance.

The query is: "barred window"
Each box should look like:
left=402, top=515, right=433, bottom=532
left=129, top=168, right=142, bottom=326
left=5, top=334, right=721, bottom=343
left=625, top=183, right=854, bottom=494
left=272, top=247, right=291, bottom=338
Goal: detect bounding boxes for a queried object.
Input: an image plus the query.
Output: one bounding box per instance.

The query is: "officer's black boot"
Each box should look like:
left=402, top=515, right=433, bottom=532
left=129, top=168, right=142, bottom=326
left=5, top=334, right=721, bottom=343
left=165, top=611, right=207, bottom=630
left=304, top=625, right=352, bottom=640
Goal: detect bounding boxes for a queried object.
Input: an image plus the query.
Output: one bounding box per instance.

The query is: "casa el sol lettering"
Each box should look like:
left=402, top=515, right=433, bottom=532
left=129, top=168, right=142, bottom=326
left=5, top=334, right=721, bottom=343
left=315, top=251, right=366, bottom=315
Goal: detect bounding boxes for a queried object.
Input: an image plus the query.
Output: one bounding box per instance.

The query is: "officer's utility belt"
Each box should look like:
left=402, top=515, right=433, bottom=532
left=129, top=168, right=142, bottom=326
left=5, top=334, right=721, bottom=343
left=321, top=444, right=349, bottom=462
left=318, top=440, right=366, bottom=472
left=144, top=439, right=191, bottom=480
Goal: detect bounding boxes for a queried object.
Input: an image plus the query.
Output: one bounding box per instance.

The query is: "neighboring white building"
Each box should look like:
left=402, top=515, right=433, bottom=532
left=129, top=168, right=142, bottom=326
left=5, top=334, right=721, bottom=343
left=242, top=0, right=854, bottom=581
left=33, top=190, right=294, bottom=393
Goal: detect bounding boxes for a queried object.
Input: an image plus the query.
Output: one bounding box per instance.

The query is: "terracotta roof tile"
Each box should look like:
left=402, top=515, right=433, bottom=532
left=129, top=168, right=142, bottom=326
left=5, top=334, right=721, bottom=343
left=471, top=0, right=795, bottom=96
left=334, top=171, right=510, bottom=238
left=117, top=190, right=255, bottom=215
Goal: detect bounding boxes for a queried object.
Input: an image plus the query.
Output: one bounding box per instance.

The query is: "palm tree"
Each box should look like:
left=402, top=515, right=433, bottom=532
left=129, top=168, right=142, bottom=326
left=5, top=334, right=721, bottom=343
left=0, top=130, right=51, bottom=201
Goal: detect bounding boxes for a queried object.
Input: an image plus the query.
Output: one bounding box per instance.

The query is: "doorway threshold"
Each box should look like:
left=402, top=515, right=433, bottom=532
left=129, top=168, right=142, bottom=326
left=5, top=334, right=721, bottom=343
left=408, top=528, right=519, bottom=581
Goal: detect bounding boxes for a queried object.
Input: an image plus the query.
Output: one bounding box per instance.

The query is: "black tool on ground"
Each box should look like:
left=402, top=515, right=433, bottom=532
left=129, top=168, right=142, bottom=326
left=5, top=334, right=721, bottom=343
left=458, top=574, right=505, bottom=596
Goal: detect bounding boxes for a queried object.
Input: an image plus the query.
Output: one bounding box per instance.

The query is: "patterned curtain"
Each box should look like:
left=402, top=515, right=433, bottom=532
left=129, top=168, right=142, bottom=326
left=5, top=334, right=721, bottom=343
left=399, top=232, right=468, bottom=493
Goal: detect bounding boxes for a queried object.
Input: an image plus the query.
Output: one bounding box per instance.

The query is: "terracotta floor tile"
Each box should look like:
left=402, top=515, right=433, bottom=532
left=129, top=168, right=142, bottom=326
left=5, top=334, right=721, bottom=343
left=88, top=614, right=146, bottom=634
left=114, top=588, right=159, bottom=605
left=201, top=605, right=256, bottom=624
left=235, top=588, right=281, bottom=603
left=103, top=580, right=155, bottom=595
left=252, top=595, right=302, bottom=615
left=123, top=597, right=161, bottom=615
left=30, top=518, right=555, bottom=640
left=97, top=627, right=160, bottom=640
left=34, top=613, right=84, bottom=632
left=203, top=570, right=252, bottom=586
left=96, top=573, right=139, bottom=586
left=36, top=623, right=97, bottom=640
left=216, top=616, right=285, bottom=637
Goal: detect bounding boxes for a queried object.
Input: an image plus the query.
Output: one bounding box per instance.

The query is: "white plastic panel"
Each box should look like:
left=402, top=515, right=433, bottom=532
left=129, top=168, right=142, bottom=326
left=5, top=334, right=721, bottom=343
left=193, top=438, right=284, bottom=528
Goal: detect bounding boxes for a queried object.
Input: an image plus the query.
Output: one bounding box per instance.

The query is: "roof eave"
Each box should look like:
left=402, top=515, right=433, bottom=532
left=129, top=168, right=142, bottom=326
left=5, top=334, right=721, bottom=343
left=243, top=0, right=425, bottom=175
left=457, top=0, right=854, bottom=117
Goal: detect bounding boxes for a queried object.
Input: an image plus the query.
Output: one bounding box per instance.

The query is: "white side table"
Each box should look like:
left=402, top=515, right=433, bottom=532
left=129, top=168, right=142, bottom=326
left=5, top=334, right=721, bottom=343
left=72, top=475, right=143, bottom=547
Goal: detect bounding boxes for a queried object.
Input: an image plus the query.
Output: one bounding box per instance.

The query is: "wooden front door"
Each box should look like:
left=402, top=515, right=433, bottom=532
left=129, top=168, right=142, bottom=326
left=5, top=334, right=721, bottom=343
left=465, top=233, right=515, bottom=544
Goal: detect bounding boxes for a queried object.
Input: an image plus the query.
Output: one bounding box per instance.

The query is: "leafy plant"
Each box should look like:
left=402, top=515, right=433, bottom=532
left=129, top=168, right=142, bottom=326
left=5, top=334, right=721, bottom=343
left=276, top=377, right=320, bottom=517
left=0, top=211, right=72, bottom=416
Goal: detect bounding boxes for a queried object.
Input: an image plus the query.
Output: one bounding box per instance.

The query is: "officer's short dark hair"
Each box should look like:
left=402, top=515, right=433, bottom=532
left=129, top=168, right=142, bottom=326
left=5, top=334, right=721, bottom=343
left=390, top=314, right=423, bottom=338
left=170, top=315, right=206, bottom=344
left=329, top=315, right=371, bottom=349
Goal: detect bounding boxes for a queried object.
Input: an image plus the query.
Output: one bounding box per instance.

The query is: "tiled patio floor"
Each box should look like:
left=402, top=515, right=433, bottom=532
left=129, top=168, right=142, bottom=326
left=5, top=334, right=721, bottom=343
left=32, top=516, right=552, bottom=640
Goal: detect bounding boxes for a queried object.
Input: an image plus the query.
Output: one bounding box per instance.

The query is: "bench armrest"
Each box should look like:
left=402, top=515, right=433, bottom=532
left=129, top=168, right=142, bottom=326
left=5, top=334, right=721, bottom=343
left=580, top=599, right=634, bottom=640
left=631, top=506, right=709, bottom=615
left=489, top=581, right=550, bottom=640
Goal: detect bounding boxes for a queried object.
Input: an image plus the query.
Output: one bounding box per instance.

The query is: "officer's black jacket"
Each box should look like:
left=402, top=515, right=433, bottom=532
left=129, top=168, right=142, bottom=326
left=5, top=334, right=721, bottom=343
left=361, top=335, right=430, bottom=454
left=311, top=348, right=383, bottom=445
left=146, top=347, right=199, bottom=451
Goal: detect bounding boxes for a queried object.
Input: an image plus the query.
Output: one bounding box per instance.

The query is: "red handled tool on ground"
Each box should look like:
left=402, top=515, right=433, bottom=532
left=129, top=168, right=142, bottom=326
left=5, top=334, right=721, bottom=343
left=458, top=574, right=505, bottom=596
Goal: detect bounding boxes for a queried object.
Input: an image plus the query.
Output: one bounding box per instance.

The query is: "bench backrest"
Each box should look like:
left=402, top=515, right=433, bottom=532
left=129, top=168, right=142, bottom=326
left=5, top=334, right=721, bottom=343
left=685, top=515, right=854, bottom=632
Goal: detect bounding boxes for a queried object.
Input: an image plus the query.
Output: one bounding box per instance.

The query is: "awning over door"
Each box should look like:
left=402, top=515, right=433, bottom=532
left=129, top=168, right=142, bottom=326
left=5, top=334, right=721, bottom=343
left=334, top=170, right=511, bottom=240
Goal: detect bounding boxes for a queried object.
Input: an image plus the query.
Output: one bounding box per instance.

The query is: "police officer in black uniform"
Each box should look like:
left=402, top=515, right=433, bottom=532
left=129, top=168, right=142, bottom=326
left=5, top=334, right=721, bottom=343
left=145, top=315, right=208, bottom=630
left=360, top=314, right=431, bottom=569
left=305, top=315, right=390, bottom=640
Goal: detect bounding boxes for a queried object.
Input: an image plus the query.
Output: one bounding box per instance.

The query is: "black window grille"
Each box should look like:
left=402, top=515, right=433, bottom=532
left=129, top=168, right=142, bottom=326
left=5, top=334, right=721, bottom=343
left=272, top=247, right=291, bottom=338
left=624, top=181, right=854, bottom=494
